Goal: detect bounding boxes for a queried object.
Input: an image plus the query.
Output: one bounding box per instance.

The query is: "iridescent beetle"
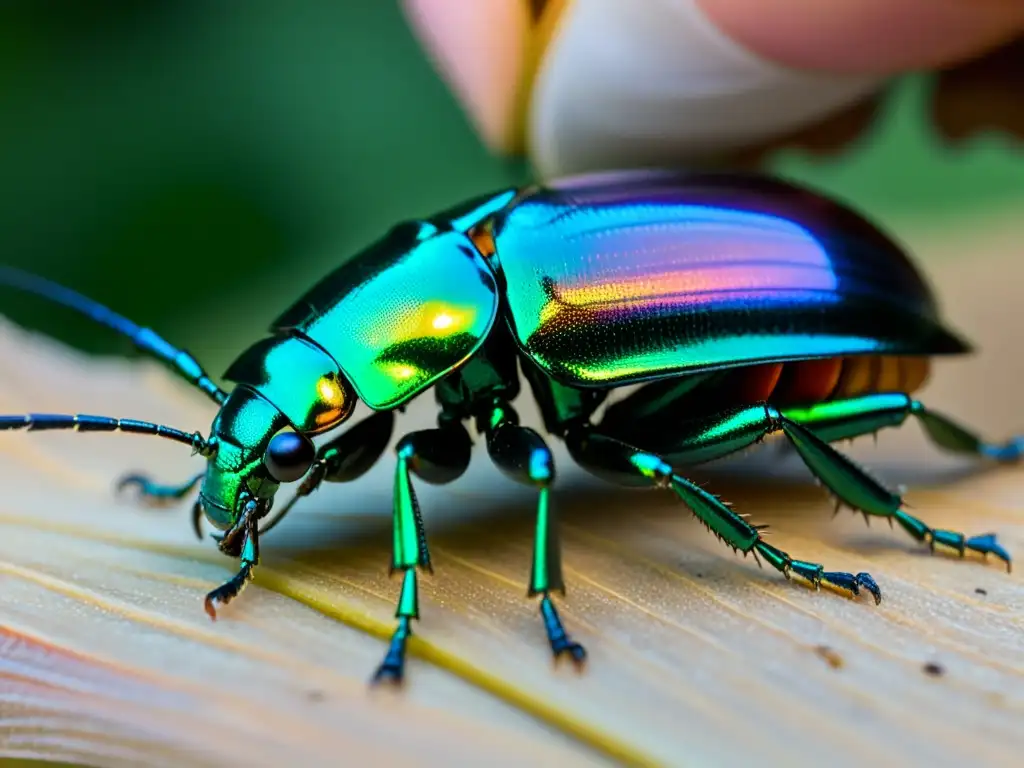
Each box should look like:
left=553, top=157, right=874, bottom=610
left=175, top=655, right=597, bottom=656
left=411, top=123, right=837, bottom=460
left=1, top=171, right=1018, bottom=684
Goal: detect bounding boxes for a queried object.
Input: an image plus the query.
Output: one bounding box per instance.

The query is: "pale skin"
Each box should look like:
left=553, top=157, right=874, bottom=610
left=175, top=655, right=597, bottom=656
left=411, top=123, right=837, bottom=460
left=698, top=0, right=1024, bottom=74
left=402, top=0, right=1024, bottom=153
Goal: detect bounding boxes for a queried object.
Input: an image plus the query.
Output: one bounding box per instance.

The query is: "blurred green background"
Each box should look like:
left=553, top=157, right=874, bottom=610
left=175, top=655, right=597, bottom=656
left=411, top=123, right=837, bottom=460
left=1, top=1, right=1021, bottom=375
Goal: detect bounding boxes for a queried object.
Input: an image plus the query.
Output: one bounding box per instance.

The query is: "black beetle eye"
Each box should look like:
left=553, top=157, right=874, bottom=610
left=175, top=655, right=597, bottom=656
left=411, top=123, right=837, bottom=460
left=264, top=431, right=315, bottom=483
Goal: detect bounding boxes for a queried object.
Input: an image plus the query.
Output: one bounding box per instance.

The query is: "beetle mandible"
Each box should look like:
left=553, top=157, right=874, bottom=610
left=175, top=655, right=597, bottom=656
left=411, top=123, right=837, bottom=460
left=1, top=170, right=1018, bottom=684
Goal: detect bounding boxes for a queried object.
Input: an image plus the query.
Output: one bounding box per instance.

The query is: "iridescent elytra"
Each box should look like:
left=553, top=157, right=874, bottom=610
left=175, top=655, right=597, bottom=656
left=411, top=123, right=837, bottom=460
left=1, top=170, right=1018, bottom=685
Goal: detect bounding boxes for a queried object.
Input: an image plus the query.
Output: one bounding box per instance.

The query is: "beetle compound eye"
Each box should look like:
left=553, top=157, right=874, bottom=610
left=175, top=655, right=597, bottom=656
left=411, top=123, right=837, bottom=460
left=264, top=431, right=316, bottom=483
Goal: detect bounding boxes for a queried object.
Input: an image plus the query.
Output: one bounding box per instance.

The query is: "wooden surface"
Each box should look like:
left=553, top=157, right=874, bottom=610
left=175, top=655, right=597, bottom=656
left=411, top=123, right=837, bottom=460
left=0, top=209, right=1022, bottom=768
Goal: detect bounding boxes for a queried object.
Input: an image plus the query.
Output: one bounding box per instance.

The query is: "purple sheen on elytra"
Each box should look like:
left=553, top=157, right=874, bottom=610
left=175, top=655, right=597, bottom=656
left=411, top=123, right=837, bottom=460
left=491, top=171, right=967, bottom=386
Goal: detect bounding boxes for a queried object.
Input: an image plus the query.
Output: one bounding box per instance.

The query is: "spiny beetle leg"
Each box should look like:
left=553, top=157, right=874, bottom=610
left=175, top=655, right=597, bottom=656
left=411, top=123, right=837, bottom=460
left=116, top=471, right=204, bottom=507
left=565, top=427, right=882, bottom=605
left=372, top=418, right=472, bottom=686
left=483, top=402, right=586, bottom=668
left=631, top=396, right=1013, bottom=572
left=778, top=398, right=1013, bottom=571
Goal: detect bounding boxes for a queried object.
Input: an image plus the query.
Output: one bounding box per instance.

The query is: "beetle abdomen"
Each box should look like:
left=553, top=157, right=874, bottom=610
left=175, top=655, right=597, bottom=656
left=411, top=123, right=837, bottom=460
left=713, top=355, right=931, bottom=410
left=492, top=170, right=968, bottom=388
left=605, top=355, right=933, bottom=434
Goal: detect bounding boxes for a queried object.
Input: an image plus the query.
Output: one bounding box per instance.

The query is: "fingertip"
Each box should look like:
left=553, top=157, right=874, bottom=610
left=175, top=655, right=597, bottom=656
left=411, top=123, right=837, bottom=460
left=401, top=0, right=529, bottom=152
left=698, top=0, right=1024, bottom=74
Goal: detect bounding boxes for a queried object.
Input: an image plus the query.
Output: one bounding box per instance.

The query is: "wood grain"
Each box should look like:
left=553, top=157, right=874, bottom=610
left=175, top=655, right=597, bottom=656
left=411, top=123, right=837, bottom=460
left=0, top=208, right=1022, bottom=768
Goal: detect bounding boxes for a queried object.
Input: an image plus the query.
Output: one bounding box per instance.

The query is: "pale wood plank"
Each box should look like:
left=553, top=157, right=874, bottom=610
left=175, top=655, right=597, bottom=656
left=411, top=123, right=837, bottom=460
left=0, top=207, right=1021, bottom=767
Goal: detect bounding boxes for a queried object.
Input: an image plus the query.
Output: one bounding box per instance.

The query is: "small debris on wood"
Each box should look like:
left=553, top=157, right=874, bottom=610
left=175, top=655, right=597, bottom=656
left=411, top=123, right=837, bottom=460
left=922, top=662, right=945, bottom=677
left=975, top=588, right=988, bottom=595
left=814, top=645, right=844, bottom=670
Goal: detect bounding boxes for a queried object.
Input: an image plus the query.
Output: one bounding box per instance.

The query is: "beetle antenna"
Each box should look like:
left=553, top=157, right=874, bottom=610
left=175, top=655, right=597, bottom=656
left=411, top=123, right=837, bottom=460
left=0, top=266, right=228, bottom=405
left=0, top=413, right=215, bottom=456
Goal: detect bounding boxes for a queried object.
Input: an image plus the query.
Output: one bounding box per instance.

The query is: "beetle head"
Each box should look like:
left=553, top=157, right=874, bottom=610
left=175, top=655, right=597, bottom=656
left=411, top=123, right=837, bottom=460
left=196, top=378, right=356, bottom=537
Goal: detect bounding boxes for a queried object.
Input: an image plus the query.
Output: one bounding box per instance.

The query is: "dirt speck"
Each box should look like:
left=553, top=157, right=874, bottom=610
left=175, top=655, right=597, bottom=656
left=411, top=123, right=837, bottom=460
left=974, top=587, right=987, bottom=595
left=814, top=645, right=844, bottom=669
left=987, top=691, right=1006, bottom=707
left=922, top=662, right=945, bottom=677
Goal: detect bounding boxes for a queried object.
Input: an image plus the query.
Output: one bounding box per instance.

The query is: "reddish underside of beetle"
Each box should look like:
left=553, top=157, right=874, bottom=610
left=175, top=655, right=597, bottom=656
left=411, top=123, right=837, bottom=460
left=689, top=355, right=930, bottom=413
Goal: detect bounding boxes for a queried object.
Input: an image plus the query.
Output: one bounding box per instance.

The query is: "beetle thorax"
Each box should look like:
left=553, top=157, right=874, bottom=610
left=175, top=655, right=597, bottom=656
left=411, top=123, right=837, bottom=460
left=198, top=387, right=288, bottom=529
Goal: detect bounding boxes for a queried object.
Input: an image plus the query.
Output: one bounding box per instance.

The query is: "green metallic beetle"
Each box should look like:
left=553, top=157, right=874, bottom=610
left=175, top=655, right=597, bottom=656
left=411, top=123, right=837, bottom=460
left=0, top=170, right=1018, bottom=684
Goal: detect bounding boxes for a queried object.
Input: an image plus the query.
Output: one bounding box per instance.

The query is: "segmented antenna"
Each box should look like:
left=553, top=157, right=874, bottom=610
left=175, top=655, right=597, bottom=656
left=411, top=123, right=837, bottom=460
left=0, top=413, right=214, bottom=455
left=0, top=266, right=228, bottom=405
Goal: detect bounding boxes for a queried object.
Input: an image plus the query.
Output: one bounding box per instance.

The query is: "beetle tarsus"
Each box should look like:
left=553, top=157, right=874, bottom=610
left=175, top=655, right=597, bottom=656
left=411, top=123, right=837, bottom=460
left=540, top=594, right=587, bottom=668
left=820, top=571, right=882, bottom=605
left=203, top=511, right=259, bottom=620
left=371, top=616, right=411, bottom=686
left=965, top=533, right=1012, bottom=573
left=203, top=561, right=255, bottom=620
left=755, top=544, right=884, bottom=605
left=928, top=530, right=1012, bottom=573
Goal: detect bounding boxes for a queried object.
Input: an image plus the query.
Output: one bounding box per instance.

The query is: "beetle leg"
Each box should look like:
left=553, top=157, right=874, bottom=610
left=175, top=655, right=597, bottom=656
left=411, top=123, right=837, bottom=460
left=759, top=393, right=1024, bottom=462
left=908, top=401, right=1024, bottom=463
left=116, top=471, right=204, bottom=507
left=610, top=395, right=1013, bottom=571
left=372, top=417, right=472, bottom=686
left=204, top=501, right=260, bottom=619
left=778, top=396, right=1014, bottom=570
left=482, top=402, right=586, bottom=668
left=565, top=426, right=882, bottom=603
